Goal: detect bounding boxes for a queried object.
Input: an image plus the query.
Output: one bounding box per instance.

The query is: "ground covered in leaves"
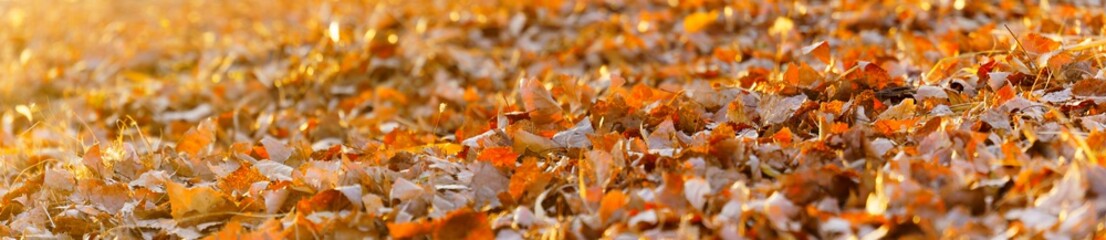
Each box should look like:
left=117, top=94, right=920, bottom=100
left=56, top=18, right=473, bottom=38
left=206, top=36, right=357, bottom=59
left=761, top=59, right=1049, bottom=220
left=3, top=0, right=1106, bottom=239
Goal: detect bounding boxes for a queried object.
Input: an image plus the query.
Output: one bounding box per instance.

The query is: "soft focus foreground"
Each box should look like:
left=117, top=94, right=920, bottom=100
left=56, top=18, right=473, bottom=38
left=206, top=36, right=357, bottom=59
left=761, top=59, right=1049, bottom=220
left=2, top=0, right=1106, bottom=238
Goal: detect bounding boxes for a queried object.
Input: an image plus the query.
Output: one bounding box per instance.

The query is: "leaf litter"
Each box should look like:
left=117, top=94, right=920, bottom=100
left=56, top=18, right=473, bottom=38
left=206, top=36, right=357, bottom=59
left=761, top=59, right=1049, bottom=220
left=1, top=0, right=1106, bottom=239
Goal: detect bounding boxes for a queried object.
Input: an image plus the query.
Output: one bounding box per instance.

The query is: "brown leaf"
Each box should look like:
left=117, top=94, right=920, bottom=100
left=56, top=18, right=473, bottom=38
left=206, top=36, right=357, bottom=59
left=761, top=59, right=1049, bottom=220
left=78, top=179, right=131, bottom=213
left=167, top=181, right=230, bottom=222
left=82, top=144, right=108, bottom=177
left=784, top=62, right=822, bottom=87
left=433, top=208, right=494, bottom=240
left=1072, top=79, right=1106, bottom=96
left=177, top=118, right=216, bottom=157
left=520, top=77, right=563, bottom=125
left=846, top=63, right=894, bottom=90
left=296, top=189, right=352, bottom=213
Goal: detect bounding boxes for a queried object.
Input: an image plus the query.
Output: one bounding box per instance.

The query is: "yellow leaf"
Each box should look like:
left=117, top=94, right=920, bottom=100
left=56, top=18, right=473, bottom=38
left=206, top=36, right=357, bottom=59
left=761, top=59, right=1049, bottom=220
left=769, top=17, right=794, bottom=37
left=401, top=143, right=463, bottom=155
left=683, top=11, right=718, bottom=33
left=167, top=181, right=229, bottom=221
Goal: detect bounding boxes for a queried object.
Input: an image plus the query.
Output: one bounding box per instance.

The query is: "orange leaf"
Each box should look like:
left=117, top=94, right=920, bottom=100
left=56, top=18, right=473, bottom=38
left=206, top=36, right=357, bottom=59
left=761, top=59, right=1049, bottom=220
left=1046, top=52, right=1073, bottom=70
left=167, top=181, right=230, bottom=222
left=508, top=157, right=549, bottom=200
left=477, top=147, right=519, bottom=169
left=713, top=47, right=740, bottom=62
left=683, top=11, right=718, bottom=33
left=846, top=63, right=893, bottom=89
left=925, top=58, right=960, bottom=83
left=218, top=163, right=268, bottom=194
left=205, top=221, right=245, bottom=240
left=873, top=118, right=919, bottom=135
left=829, top=122, right=850, bottom=134
left=1000, top=140, right=1023, bottom=166
left=296, top=189, right=352, bottom=214
left=995, top=84, right=1016, bottom=105
left=599, top=190, right=627, bottom=224
left=1020, top=33, right=1059, bottom=54
left=177, top=118, right=216, bottom=157
left=433, top=208, right=494, bottom=240
left=387, top=220, right=434, bottom=239
left=803, top=41, right=831, bottom=63
left=772, top=127, right=794, bottom=146
left=784, top=62, right=821, bottom=87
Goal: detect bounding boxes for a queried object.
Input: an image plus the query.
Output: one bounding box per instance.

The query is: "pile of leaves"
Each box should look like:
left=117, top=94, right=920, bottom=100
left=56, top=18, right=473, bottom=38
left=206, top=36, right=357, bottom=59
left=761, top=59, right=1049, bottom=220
left=3, top=0, right=1106, bottom=238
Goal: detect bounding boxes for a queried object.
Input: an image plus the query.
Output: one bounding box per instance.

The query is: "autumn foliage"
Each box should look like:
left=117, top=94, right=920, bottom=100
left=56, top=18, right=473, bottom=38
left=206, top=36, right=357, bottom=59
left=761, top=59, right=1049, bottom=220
left=3, top=0, right=1106, bottom=239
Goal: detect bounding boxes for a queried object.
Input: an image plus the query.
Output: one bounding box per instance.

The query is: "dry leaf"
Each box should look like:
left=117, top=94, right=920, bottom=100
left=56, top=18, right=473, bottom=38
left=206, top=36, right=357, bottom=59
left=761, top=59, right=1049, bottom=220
left=476, top=146, right=519, bottom=169
left=803, top=41, right=831, bottom=63
left=683, top=11, right=718, bottom=33
left=166, top=181, right=230, bottom=223
left=598, top=190, right=626, bottom=224
left=178, top=118, right=217, bottom=157
left=520, top=77, right=563, bottom=125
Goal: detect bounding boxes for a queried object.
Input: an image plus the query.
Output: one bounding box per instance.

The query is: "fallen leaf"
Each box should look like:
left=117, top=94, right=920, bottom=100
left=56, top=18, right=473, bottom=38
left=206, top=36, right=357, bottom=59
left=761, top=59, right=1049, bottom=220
left=520, top=77, right=563, bottom=125
left=599, top=190, right=626, bottom=224
left=261, top=137, right=292, bottom=163
left=683, top=11, right=718, bottom=33
left=476, top=146, right=519, bottom=169
left=433, top=208, right=494, bottom=240
left=1020, top=33, right=1060, bottom=54
left=178, top=118, right=217, bottom=157
left=803, top=41, right=831, bottom=63
left=166, top=181, right=230, bottom=222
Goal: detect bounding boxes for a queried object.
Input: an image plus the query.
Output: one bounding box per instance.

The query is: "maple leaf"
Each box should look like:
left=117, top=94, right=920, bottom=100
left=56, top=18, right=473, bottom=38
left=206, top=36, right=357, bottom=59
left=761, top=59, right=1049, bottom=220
left=1020, top=33, right=1059, bottom=54
left=177, top=118, right=217, bottom=158
left=476, top=146, right=519, bottom=169
left=167, top=181, right=230, bottom=223
left=520, top=77, right=563, bottom=125
left=846, top=62, right=894, bottom=90
left=508, top=157, right=550, bottom=200
left=995, top=84, right=1016, bottom=105
left=217, top=163, right=268, bottom=194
